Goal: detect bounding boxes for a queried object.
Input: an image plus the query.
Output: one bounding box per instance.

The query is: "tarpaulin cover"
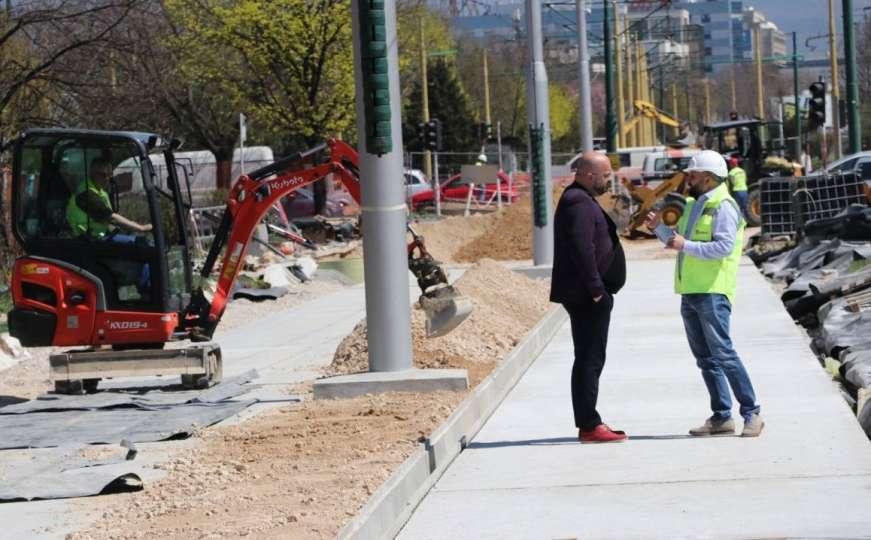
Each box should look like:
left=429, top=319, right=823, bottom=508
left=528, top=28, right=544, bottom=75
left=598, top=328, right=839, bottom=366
left=0, top=444, right=141, bottom=502
left=817, top=296, right=871, bottom=355
left=839, top=347, right=871, bottom=390
left=0, top=371, right=258, bottom=450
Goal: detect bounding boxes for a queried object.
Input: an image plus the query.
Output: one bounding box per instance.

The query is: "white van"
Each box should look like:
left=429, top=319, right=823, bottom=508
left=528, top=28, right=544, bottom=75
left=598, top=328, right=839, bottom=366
left=565, top=145, right=666, bottom=171
left=640, top=148, right=701, bottom=185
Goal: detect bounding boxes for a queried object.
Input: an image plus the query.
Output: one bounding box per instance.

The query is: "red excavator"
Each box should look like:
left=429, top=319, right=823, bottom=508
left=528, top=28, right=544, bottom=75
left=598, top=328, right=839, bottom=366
left=5, top=128, right=471, bottom=393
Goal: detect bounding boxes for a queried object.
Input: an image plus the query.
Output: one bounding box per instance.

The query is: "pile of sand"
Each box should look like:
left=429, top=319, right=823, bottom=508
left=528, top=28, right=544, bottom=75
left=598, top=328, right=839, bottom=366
left=76, top=389, right=464, bottom=539
left=329, top=259, right=550, bottom=386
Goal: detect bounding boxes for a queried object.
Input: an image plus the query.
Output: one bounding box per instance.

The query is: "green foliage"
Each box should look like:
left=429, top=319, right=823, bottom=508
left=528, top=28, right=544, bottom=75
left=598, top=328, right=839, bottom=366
left=0, top=290, right=10, bottom=334
left=403, top=59, right=478, bottom=152
left=164, top=0, right=355, bottom=145
left=396, top=5, right=455, bottom=98
left=548, top=84, right=576, bottom=144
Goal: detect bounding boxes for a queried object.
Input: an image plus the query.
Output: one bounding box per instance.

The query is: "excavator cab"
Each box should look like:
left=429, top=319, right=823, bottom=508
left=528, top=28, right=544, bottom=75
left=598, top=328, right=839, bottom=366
left=8, top=129, right=195, bottom=348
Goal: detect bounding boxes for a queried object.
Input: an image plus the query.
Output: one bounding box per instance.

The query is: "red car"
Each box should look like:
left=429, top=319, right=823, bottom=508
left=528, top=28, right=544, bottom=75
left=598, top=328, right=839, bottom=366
left=410, top=171, right=518, bottom=210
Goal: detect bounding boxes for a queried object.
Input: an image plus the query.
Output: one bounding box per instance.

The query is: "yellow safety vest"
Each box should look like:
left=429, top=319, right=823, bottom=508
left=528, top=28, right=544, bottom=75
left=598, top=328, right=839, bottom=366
left=728, top=167, right=748, bottom=192
left=674, top=182, right=745, bottom=304
left=67, top=180, right=111, bottom=237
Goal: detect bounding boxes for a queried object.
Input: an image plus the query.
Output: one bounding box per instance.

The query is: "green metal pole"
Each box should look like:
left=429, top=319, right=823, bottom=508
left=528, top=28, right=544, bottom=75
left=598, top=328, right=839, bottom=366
left=793, top=32, right=801, bottom=159
left=843, top=0, right=861, bottom=152
left=603, top=0, right=617, bottom=152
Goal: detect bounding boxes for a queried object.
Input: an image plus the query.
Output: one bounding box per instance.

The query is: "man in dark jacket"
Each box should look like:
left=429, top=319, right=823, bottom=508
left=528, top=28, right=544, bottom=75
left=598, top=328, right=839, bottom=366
left=550, top=152, right=627, bottom=443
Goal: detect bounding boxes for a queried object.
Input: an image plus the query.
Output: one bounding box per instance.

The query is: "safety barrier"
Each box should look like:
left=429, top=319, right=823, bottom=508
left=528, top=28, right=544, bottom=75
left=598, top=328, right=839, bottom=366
left=760, top=172, right=868, bottom=237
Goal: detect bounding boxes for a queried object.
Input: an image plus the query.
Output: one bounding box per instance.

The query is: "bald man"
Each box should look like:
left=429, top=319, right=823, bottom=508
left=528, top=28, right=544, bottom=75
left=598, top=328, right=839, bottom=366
left=550, top=152, right=627, bottom=443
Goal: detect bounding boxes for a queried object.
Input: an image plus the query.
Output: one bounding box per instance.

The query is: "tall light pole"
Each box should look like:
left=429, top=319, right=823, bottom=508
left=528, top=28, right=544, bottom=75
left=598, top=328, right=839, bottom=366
left=419, top=19, right=432, bottom=181
left=614, top=0, right=625, bottom=149
left=603, top=0, right=617, bottom=152
left=351, top=0, right=413, bottom=372
left=483, top=49, right=492, bottom=137
left=625, top=34, right=637, bottom=147
left=754, top=25, right=765, bottom=119
left=829, top=0, right=843, bottom=159
left=576, top=0, right=594, bottom=152
left=843, top=0, right=861, bottom=153
left=793, top=31, right=802, bottom=159
left=526, top=0, right=553, bottom=265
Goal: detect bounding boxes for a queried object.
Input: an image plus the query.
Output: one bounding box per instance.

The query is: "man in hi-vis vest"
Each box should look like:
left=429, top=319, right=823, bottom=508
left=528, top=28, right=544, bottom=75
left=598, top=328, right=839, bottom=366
left=646, top=150, right=763, bottom=438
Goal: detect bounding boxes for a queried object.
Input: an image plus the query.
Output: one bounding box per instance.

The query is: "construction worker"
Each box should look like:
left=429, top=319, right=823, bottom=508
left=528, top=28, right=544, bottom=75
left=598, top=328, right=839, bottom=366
left=475, top=152, right=487, bottom=166
left=67, top=157, right=152, bottom=239
left=645, top=150, right=763, bottom=438
left=726, top=156, right=748, bottom=220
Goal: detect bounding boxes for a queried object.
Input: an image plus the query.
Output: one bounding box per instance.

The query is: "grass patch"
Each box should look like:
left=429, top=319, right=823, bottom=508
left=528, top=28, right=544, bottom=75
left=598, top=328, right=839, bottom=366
left=848, top=258, right=871, bottom=274
left=0, top=290, right=10, bottom=334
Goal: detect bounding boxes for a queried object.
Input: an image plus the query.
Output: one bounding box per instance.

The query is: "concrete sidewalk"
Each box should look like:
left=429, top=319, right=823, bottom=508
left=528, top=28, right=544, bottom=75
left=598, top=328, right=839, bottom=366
left=399, top=258, right=871, bottom=538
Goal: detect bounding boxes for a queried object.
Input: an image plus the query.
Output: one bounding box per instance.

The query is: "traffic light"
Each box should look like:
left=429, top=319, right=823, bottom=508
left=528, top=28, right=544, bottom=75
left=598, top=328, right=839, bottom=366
left=417, top=122, right=427, bottom=150
left=425, top=119, right=442, bottom=151
left=808, top=81, right=826, bottom=129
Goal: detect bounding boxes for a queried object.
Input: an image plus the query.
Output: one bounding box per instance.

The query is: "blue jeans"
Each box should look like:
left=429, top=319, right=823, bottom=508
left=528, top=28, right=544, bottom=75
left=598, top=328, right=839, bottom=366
left=680, top=294, right=760, bottom=422
left=732, top=190, right=748, bottom=220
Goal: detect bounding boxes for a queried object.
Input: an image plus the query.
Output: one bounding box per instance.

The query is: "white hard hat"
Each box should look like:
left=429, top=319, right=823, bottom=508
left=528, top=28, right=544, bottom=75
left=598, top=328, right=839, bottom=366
left=477, top=153, right=487, bottom=163
left=683, top=150, right=728, bottom=179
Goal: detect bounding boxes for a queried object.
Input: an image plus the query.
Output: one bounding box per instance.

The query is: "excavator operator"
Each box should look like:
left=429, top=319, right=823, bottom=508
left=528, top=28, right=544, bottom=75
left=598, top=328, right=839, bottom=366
left=66, top=157, right=152, bottom=240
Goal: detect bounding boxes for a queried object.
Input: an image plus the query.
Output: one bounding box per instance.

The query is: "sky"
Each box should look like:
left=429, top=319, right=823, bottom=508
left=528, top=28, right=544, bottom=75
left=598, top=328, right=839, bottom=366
left=749, top=0, right=871, bottom=54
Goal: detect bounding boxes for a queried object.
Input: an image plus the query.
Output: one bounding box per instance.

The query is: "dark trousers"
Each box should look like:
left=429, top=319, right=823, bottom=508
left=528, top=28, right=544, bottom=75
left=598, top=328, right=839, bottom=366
left=565, top=294, right=613, bottom=431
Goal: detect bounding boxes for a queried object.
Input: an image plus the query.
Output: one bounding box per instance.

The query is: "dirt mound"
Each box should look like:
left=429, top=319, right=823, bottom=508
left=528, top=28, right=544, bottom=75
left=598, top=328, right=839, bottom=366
left=412, top=186, right=600, bottom=263
left=329, top=259, right=550, bottom=386
left=77, top=389, right=463, bottom=540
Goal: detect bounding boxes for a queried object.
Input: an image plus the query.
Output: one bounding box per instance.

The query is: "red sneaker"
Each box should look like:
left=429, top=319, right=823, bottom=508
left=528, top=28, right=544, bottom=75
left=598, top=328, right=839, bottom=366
left=579, top=424, right=627, bottom=443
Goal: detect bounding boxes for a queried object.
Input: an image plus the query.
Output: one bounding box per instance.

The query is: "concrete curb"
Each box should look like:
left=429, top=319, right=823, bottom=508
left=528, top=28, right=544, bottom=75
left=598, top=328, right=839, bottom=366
left=338, top=303, right=567, bottom=540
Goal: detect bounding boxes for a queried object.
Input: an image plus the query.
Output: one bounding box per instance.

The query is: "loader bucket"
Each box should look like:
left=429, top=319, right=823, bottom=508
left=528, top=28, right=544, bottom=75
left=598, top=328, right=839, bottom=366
left=419, top=286, right=474, bottom=338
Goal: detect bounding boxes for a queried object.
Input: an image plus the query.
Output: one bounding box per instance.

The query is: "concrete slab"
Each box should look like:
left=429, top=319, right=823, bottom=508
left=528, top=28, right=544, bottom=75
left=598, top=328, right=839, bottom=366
left=398, top=258, right=871, bottom=539
left=312, top=368, right=468, bottom=399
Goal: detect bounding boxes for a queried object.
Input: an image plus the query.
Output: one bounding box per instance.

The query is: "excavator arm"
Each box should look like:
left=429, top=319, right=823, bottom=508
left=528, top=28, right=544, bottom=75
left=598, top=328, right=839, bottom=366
left=183, top=139, right=470, bottom=339
left=622, top=100, right=681, bottom=137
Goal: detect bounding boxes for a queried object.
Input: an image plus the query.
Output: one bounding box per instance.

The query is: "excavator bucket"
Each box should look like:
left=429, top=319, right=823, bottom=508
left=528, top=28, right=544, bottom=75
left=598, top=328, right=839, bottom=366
left=419, top=286, right=474, bottom=338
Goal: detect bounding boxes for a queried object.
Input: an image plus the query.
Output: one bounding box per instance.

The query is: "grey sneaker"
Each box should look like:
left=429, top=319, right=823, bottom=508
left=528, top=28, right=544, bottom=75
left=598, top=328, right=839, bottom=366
left=741, top=414, right=765, bottom=437
left=689, top=417, right=735, bottom=436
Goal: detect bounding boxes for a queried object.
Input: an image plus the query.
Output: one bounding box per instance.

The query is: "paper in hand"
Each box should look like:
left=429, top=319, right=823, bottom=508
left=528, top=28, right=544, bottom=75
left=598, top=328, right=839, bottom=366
left=654, top=223, right=676, bottom=244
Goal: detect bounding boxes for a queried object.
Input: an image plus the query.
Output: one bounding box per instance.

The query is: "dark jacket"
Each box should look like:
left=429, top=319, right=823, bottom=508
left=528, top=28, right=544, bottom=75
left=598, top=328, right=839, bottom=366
left=549, top=183, right=626, bottom=305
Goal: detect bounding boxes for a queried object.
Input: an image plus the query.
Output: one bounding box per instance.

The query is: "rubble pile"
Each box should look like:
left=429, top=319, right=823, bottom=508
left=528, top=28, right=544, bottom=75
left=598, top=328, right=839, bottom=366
left=329, top=259, right=551, bottom=386
left=752, top=205, right=871, bottom=437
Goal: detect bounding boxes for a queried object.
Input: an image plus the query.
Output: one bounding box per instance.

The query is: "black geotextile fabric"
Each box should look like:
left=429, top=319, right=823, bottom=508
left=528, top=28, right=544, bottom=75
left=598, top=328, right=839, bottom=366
left=817, top=295, right=871, bottom=356
left=764, top=238, right=871, bottom=321
left=0, top=371, right=259, bottom=449
left=839, top=346, right=871, bottom=390
left=804, top=205, right=871, bottom=241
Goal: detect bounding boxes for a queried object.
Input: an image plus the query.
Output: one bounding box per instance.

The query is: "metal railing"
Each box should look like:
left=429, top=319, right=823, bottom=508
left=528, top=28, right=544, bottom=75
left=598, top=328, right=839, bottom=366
left=760, top=172, right=868, bottom=237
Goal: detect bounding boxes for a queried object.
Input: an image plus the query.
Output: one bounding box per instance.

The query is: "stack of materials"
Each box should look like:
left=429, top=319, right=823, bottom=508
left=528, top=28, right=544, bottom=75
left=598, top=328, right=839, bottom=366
left=754, top=205, right=871, bottom=437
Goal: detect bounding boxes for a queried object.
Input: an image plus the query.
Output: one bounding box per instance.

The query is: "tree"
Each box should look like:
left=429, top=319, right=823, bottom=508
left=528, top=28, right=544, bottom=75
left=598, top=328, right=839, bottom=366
left=164, top=0, right=355, bottom=199
left=403, top=58, right=477, bottom=152
left=396, top=2, right=455, bottom=100
left=0, top=0, right=141, bottom=141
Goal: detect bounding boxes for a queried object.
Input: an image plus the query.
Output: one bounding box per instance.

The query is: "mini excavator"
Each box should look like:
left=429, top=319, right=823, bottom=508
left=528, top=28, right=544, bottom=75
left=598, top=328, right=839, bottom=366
left=5, top=129, right=471, bottom=393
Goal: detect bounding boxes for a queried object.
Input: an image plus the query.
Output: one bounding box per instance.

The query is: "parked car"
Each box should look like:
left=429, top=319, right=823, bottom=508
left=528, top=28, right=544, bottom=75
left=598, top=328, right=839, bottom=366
left=404, top=168, right=431, bottom=200
left=280, top=186, right=355, bottom=219
left=410, top=171, right=518, bottom=210
left=811, top=151, right=871, bottom=181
